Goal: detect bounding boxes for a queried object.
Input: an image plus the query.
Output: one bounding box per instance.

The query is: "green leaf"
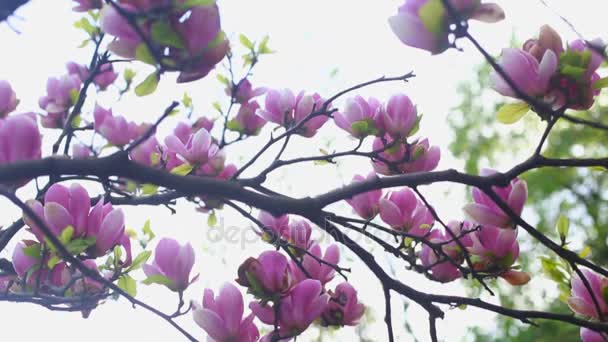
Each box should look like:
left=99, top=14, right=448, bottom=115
left=419, top=0, right=446, bottom=36
left=142, top=274, right=174, bottom=287
left=217, top=74, right=230, bottom=86
left=579, top=246, right=592, bottom=258
left=208, top=211, right=217, bottom=227
left=556, top=215, right=569, bottom=242
left=118, top=274, right=137, bottom=297
left=69, top=89, right=80, bottom=106
left=226, top=119, right=243, bottom=132
left=151, top=22, right=185, bottom=49
left=124, top=68, right=136, bottom=83
left=141, top=183, right=159, bottom=195
left=135, top=72, right=159, bottom=97
left=113, top=245, right=123, bottom=262
left=60, top=226, right=74, bottom=245
left=560, top=65, right=587, bottom=80
left=176, top=0, right=216, bottom=10
left=408, top=114, right=422, bottom=137
left=239, top=34, right=254, bottom=49
left=66, top=237, right=96, bottom=254
left=496, top=102, right=530, bottom=124
left=592, top=76, right=608, bottom=90
left=258, top=35, right=274, bottom=54
left=47, top=255, right=61, bottom=269
left=351, top=121, right=371, bottom=136
left=182, top=92, right=193, bottom=108
left=74, top=17, right=97, bottom=36
left=71, top=115, right=82, bottom=129
left=142, top=219, right=155, bottom=242
left=127, top=251, right=152, bottom=272
left=22, top=244, right=42, bottom=258
left=170, top=163, right=194, bottom=176
left=212, top=101, right=222, bottom=113
left=78, top=39, right=90, bottom=48
left=135, top=44, right=156, bottom=65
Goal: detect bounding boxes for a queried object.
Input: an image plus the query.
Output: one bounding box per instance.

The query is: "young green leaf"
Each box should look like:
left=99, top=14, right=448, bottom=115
left=239, top=34, right=254, bottom=50
left=151, top=22, right=185, bottom=49
left=170, top=163, right=194, bottom=176
left=142, top=274, right=174, bottom=287
left=135, top=72, right=159, bottom=97
left=496, top=102, right=530, bottom=124
left=556, top=215, right=569, bottom=243
left=118, top=274, right=137, bottom=297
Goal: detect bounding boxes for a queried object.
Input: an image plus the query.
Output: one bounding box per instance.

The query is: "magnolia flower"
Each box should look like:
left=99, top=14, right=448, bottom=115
left=227, top=79, right=266, bottom=104
left=377, top=94, right=418, bottom=138
left=257, top=211, right=290, bottom=239
left=289, top=242, right=340, bottom=285
left=523, top=25, right=564, bottom=61
left=12, top=241, right=39, bottom=278
left=389, top=0, right=505, bottom=54
left=193, top=116, right=215, bottom=133
left=94, top=105, right=141, bottom=146
left=419, top=229, right=462, bottom=282
left=192, top=283, right=259, bottom=342
left=229, top=101, right=266, bottom=136
left=100, top=4, right=142, bottom=59
left=236, top=250, right=293, bottom=299
left=72, top=0, right=102, bottom=12
left=72, top=260, right=105, bottom=294
left=87, top=199, right=126, bottom=256
left=463, top=169, right=527, bottom=228
left=467, top=225, right=521, bottom=275
left=580, top=328, right=607, bottom=342
left=334, top=96, right=383, bottom=138
left=164, top=128, right=219, bottom=166
left=0, top=80, right=18, bottom=118
left=129, top=136, right=160, bottom=166
left=143, top=238, right=196, bottom=292
left=94, top=63, right=119, bottom=90
left=567, top=268, right=608, bottom=319
left=379, top=188, right=434, bottom=236
left=490, top=48, right=558, bottom=98
left=372, top=137, right=440, bottom=175
left=257, top=88, right=296, bottom=126
left=0, top=113, right=42, bottom=185
left=72, top=144, right=92, bottom=159
left=39, top=74, right=81, bottom=128
left=66, top=62, right=89, bottom=81
left=44, top=183, right=91, bottom=237
left=250, top=279, right=329, bottom=336
left=282, top=219, right=313, bottom=253
left=321, top=282, right=365, bottom=326
left=345, top=173, right=383, bottom=220
left=293, top=92, right=329, bottom=137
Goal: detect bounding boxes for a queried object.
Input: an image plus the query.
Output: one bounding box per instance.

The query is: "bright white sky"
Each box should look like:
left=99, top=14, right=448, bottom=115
left=0, top=0, right=606, bottom=341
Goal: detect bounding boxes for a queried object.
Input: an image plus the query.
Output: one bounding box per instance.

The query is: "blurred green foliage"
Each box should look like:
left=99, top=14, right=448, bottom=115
left=448, top=62, right=608, bottom=341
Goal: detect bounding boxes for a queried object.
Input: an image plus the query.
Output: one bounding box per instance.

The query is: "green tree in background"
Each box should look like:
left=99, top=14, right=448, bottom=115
left=449, top=62, right=608, bottom=341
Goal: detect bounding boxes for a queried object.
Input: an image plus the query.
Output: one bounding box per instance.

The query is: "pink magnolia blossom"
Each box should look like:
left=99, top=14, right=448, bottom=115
left=143, top=238, right=196, bottom=292
left=44, top=183, right=91, bottom=237
left=72, top=144, right=92, bottom=159
left=66, top=62, right=89, bottom=81
left=198, top=148, right=227, bottom=177
left=193, top=116, right=215, bottom=133
left=216, top=163, right=237, bottom=180
left=289, top=242, right=340, bottom=286
left=129, top=136, right=160, bottom=166
left=0, top=113, right=42, bottom=186
left=0, top=80, right=18, bottom=118
left=463, top=169, right=527, bottom=229
left=345, top=173, right=382, bottom=220
left=230, top=101, right=267, bottom=136
left=377, top=94, right=418, bottom=138
left=72, top=260, right=105, bottom=294
left=192, top=283, right=259, bottom=342
left=250, top=279, right=329, bottom=336
left=282, top=219, right=313, bottom=253
left=580, top=328, right=607, bottom=342
left=567, top=268, right=608, bottom=319
left=100, top=4, right=142, bottom=59
left=334, top=96, right=382, bottom=138
left=490, top=48, right=558, bottom=98
left=227, top=79, right=266, bottom=104
left=523, top=25, right=564, bottom=61
left=321, top=282, right=365, bottom=326
left=419, top=229, right=462, bottom=282
left=94, top=105, right=141, bottom=146
left=164, top=128, right=219, bottom=166
left=236, top=250, right=293, bottom=299
left=257, top=88, right=297, bottom=126
left=378, top=188, right=434, bottom=236
left=257, top=211, right=289, bottom=239
left=87, top=199, right=126, bottom=257
left=467, top=225, right=520, bottom=273
left=293, top=92, right=329, bottom=137
left=94, top=63, right=119, bottom=90
left=72, top=0, right=102, bottom=12
left=39, top=74, right=81, bottom=128
left=12, top=241, right=39, bottom=278
left=389, top=0, right=505, bottom=55
left=372, top=137, right=440, bottom=175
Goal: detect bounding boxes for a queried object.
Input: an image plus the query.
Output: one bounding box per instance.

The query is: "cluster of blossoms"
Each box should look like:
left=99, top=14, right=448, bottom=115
left=7, top=183, right=131, bottom=296
left=225, top=79, right=267, bottom=136
left=98, top=0, right=229, bottom=82
left=492, top=25, right=605, bottom=110
left=343, top=169, right=529, bottom=284
left=190, top=212, right=364, bottom=341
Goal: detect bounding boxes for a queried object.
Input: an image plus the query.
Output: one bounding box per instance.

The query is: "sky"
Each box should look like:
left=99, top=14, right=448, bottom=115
left=0, top=0, right=606, bottom=341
